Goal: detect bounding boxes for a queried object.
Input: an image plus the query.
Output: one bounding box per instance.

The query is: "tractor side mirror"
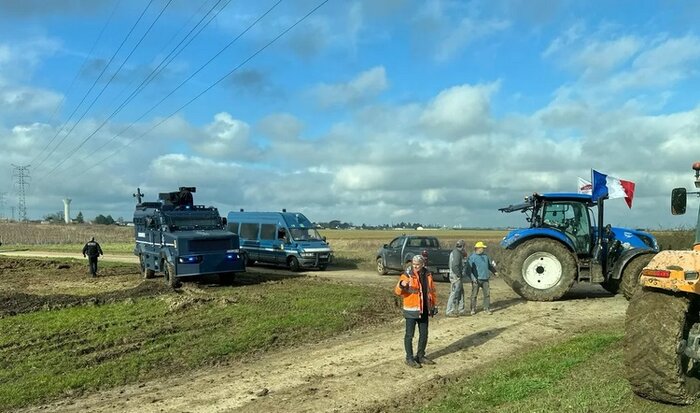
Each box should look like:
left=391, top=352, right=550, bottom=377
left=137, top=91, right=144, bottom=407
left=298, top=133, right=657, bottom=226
left=671, top=187, right=687, bottom=215
left=221, top=217, right=227, bottom=227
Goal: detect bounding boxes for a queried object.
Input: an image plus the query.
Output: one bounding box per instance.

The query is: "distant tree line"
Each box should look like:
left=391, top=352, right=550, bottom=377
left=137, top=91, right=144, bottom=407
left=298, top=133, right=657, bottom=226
left=41, top=211, right=121, bottom=225
left=316, top=220, right=443, bottom=230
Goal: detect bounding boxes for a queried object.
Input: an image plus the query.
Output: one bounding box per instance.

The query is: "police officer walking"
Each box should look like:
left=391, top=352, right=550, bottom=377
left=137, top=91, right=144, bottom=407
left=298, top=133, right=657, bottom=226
left=82, top=237, right=104, bottom=277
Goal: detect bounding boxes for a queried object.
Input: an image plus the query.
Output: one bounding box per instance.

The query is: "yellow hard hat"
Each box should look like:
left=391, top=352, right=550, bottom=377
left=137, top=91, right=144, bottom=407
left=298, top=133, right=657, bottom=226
left=474, top=241, right=487, bottom=248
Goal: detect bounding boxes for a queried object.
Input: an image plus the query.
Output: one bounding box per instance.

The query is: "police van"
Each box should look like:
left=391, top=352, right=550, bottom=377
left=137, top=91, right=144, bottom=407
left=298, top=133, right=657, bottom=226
left=226, top=210, right=333, bottom=271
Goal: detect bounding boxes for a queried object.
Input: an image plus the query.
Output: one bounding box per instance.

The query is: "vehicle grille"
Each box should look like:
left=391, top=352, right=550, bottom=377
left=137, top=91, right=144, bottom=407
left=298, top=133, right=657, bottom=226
left=189, top=238, right=232, bottom=252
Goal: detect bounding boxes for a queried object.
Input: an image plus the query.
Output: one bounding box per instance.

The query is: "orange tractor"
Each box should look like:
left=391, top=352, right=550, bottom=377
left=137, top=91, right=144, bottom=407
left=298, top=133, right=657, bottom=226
left=625, top=161, right=700, bottom=404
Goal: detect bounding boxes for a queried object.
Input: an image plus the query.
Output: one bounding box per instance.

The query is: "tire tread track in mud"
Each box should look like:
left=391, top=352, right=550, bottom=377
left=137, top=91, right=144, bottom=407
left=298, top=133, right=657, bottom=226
left=624, top=287, right=700, bottom=404
left=620, top=254, right=653, bottom=301
left=504, top=239, right=576, bottom=301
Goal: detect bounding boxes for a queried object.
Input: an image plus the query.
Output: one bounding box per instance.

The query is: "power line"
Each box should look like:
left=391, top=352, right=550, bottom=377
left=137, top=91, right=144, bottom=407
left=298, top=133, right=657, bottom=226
left=81, top=0, right=330, bottom=174
left=62, top=0, right=293, bottom=176
left=34, top=0, right=156, bottom=172
left=41, top=0, right=174, bottom=177
left=44, top=0, right=232, bottom=177
left=11, top=165, right=30, bottom=222
left=30, top=0, right=122, bottom=166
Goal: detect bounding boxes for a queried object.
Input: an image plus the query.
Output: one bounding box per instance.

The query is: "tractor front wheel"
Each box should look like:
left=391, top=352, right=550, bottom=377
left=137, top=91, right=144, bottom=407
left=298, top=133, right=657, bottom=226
left=625, top=287, right=700, bottom=404
left=621, top=254, right=654, bottom=300
left=504, top=239, right=576, bottom=301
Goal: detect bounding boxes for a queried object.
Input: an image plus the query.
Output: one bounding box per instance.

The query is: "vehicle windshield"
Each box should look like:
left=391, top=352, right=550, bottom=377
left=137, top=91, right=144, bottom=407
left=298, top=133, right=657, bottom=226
left=289, top=227, right=323, bottom=241
left=165, top=214, right=221, bottom=230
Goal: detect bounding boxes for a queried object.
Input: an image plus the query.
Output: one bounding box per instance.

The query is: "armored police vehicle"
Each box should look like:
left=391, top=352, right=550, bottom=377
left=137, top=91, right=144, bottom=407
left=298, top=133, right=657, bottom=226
left=133, top=187, right=245, bottom=287
left=226, top=210, right=333, bottom=271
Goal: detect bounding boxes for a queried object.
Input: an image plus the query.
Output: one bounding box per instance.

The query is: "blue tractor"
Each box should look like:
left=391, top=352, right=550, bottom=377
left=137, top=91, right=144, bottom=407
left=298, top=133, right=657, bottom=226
left=499, top=193, right=659, bottom=301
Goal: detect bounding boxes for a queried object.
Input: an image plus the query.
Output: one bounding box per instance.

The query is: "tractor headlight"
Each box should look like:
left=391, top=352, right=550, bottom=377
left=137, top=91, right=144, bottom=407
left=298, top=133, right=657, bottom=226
left=301, top=252, right=315, bottom=258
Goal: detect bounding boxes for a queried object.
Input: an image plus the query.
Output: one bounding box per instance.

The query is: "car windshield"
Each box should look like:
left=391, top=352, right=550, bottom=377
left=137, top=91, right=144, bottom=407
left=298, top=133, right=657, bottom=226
left=289, top=228, right=323, bottom=241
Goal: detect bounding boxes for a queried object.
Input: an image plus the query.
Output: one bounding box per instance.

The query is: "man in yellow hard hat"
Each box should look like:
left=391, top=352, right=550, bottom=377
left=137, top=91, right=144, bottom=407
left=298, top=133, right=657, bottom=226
left=466, top=241, right=498, bottom=315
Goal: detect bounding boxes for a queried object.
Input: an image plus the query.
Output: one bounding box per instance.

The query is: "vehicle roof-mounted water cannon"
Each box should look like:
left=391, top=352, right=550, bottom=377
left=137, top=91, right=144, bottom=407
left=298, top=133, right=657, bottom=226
left=159, top=187, right=196, bottom=208
left=670, top=162, right=700, bottom=249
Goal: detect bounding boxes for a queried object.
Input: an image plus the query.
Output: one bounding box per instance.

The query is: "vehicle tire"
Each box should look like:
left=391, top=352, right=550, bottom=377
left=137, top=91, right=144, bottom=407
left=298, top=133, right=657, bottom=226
left=318, top=265, right=327, bottom=271
left=377, top=258, right=388, bottom=275
left=288, top=256, right=301, bottom=272
left=624, top=287, right=700, bottom=404
left=165, top=261, right=181, bottom=288
left=243, top=252, right=254, bottom=267
left=600, top=278, right=620, bottom=295
left=503, top=239, right=576, bottom=301
left=621, top=254, right=654, bottom=300
left=140, top=255, right=156, bottom=279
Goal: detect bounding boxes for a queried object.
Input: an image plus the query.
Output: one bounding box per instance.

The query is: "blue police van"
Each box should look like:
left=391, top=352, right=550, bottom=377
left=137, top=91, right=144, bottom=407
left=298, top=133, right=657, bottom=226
left=226, top=210, right=333, bottom=271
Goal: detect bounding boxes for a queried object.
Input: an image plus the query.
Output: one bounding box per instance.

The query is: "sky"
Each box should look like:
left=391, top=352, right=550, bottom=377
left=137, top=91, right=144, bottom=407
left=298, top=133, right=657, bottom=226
left=1, top=0, right=700, bottom=229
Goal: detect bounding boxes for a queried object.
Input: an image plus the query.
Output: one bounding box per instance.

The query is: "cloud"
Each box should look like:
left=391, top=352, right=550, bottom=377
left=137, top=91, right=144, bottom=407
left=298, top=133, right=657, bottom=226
left=312, top=66, right=388, bottom=109
left=193, top=112, right=258, bottom=159
left=412, top=0, right=510, bottom=62
left=419, top=82, right=498, bottom=138
left=257, top=113, right=304, bottom=142
left=545, top=27, right=700, bottom=93
left=228, top=69, right=281, bottom=97
left=0, top=86, right=62, bottom=116
left=434, top=17, right=510, bottom=62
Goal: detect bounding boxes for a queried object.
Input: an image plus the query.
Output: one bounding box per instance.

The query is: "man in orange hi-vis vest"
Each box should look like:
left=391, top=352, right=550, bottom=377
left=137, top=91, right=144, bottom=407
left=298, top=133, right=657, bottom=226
left=395, top=254, right=438, bottom=368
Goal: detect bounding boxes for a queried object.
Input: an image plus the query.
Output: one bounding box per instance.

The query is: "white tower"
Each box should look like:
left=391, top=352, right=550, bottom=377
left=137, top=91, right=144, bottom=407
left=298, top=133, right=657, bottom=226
left=63, top=198, right=71, bottom=224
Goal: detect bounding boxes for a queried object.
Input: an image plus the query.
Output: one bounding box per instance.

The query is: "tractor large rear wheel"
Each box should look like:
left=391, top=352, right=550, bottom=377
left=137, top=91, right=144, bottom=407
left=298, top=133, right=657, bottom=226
left=504, top=239, right=576, bottom=301
left=625, top=287, right=700, bottom=404
left=620, top=254, right=654, bottom=300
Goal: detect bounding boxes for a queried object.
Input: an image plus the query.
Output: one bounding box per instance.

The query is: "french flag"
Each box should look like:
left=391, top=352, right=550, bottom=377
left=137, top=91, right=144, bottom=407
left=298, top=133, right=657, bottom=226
left=591, top=170, right=635, bottom=208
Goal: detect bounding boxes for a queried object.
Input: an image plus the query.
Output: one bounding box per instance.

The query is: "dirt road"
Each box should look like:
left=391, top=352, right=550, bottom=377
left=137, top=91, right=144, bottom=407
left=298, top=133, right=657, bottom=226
left=11, top=250, right=625, bottom=413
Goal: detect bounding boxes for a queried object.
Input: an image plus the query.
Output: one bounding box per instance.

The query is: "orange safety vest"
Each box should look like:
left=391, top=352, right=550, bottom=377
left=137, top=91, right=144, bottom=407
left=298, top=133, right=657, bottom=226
left=394, top=267, right=437, bottom=318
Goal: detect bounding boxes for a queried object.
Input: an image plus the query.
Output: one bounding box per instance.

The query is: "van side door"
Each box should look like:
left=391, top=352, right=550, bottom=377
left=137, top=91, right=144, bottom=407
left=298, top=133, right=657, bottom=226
left=258, top=223, right=278, bottom=264
left=239, top=222, right=261, bottom=261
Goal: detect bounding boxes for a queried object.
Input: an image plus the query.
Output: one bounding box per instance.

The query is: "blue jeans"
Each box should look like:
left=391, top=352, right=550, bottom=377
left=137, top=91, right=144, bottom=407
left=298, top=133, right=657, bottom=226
left=446, top=278, right=465, bottom=315
left=404, top=314, right=429, bottom=361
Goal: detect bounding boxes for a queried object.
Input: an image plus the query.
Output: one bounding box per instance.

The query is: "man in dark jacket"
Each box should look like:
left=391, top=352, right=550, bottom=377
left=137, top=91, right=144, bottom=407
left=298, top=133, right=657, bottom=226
left=445, top=239, right=467, bottom=316
left=82, top=237, right=104, bottom=277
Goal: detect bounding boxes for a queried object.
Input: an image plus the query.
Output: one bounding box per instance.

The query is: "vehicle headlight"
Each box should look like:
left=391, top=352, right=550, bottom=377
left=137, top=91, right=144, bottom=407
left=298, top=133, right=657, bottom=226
left=177, top=255, right=202, bottom=264
left=301, top=253, right=315, bottom=258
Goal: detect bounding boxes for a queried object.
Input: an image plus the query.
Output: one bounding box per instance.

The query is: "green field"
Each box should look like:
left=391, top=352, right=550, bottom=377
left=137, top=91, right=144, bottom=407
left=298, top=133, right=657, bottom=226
left=414, top=329, right=700, bottom=413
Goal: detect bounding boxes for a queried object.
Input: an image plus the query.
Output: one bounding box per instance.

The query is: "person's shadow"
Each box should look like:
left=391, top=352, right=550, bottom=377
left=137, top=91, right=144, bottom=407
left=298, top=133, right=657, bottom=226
left=488, top=296, right=525, bottom=312
left=429, top=327, right=508, bottom=360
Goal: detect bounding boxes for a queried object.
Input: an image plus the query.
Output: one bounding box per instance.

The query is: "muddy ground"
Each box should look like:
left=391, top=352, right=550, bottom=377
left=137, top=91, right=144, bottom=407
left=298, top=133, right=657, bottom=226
left=0, top=253, right=627, bottom=413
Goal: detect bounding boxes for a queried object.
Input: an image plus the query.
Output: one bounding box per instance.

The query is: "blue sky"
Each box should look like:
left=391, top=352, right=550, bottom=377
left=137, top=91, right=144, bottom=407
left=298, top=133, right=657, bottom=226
left=1, top=0, right=700, bottom=229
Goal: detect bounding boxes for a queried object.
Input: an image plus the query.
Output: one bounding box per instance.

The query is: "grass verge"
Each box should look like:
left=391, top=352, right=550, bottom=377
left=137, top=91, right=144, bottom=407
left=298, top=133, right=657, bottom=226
left=416, top=329, right=700, bottom=413
left=0, top=278, right=396, bottom=411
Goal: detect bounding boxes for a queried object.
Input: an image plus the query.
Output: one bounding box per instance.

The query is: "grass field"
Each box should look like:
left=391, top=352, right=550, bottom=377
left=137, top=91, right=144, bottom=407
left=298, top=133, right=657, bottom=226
left=415, top=328, right=700, bottom=413
left=0, top=265, right=396, bottom=410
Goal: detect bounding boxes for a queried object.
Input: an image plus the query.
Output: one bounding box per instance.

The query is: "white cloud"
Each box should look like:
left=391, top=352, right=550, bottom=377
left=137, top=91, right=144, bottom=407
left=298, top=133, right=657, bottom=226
left=419, top=82, right=498, bottom=138
left=312, top=66, right=388, bottom=109
left=194, top=113, right=257, bottom=159
left=257, top=113, right=304, bottom=142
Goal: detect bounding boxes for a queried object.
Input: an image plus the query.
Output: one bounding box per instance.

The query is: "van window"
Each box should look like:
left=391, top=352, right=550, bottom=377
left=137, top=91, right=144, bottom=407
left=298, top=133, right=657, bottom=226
left=240, top=223, right=259, bottom=239
left=227, top=222, right=240, bottom=234
left=260, top=224, right=276, bottom=240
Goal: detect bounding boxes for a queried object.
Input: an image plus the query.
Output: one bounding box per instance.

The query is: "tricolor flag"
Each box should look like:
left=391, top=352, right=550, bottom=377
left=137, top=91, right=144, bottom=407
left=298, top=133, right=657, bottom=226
left=591, top=169, right=635, bottom=208
left=577, top=177, right=592, bottom=195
